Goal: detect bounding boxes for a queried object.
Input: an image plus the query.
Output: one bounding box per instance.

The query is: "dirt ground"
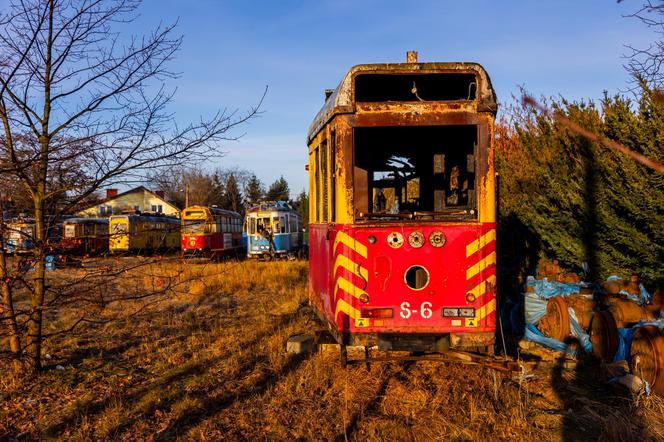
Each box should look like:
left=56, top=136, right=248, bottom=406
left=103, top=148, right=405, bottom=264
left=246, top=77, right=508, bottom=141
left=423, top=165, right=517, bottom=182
left=1, top=260, right=663, bottom=441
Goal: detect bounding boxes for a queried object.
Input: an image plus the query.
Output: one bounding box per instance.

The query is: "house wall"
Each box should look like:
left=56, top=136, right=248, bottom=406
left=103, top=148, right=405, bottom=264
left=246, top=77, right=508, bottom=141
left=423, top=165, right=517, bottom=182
left=77, top=189, right=179, bottom=217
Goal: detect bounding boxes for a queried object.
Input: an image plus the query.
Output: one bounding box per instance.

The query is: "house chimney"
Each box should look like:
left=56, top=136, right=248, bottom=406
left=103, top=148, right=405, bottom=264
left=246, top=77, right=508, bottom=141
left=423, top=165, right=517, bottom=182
left=106, top=188, right=118, bottom=199
left=155, top=190, right=165, bottom=199
left=406, top=51, right=418, bottom=63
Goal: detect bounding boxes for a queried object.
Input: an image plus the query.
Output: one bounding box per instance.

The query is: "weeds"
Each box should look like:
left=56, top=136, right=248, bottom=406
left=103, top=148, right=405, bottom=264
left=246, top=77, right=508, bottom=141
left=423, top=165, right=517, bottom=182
left=0, top=259, right=661, bottom=440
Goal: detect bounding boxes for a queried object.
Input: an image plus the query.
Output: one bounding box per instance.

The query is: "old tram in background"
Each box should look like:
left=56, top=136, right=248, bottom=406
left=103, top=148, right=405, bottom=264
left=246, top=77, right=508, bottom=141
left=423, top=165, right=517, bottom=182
left=3, top=217, right=61, bottom=254
left=181, top=205, right=244, bottom=259
left=60, top=217, right=109, bottom=255
left=307, top=53, right=498, bottom=360
left=108, top=213, right=180, bottom=254
left=245, top=201, right=304, bottom=259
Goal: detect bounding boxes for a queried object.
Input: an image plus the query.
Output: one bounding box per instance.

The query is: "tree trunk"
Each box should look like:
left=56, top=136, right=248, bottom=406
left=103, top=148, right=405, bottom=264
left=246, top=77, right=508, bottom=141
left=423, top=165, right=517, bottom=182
left=0, top=242, right=22, bottom=372
left=28, top=192, right=46, bottom=371
left=25, top=0, right=55, bottom=372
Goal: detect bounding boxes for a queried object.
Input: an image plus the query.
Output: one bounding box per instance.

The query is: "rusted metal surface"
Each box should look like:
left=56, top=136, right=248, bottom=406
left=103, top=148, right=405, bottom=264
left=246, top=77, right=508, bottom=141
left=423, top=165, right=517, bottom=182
left=630, top=325, right=664, bottom=396
left=307, top=62, right=498, bottom=144
left=590, top=310, right=619, bottom=362
left=605, top=297, right=658, bottom=327
left=538, top=296, right=571, bottom=342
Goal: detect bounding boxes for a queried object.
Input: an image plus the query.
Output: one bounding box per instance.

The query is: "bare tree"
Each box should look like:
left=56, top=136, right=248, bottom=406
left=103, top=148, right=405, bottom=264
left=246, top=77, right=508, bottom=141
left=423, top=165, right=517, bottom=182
left=0, top=0, right=262, bottom=371
left=624, top=0, right=664, bottom=89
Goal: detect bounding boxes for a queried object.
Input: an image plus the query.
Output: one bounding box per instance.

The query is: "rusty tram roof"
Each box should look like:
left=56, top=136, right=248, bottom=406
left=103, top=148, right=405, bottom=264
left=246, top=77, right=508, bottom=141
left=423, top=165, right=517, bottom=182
left=307, top=62, right=497, bottom=144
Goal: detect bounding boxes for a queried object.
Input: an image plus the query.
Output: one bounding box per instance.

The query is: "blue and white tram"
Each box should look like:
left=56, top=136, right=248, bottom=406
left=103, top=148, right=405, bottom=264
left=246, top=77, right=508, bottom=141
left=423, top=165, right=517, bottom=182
left=245, top=201, right=303, bottom=259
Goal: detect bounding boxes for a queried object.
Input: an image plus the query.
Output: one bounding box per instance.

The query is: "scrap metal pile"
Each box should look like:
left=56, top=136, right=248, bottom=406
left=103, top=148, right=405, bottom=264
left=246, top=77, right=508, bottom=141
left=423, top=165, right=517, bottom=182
left=508, top=261, right=664, bottom=395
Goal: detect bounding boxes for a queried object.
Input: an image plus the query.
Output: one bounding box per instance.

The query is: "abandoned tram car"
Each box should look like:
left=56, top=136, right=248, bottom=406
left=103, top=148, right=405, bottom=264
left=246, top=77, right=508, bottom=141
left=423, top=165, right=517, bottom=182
left=181, top=205, right=244, bottom=258
left=108, top=214, right=180, bottom=253
left=60, top=217, right=110, bottom=255
left=245, top=201, right=303, bottom=259
left=307, top=55, right=498, bottom=354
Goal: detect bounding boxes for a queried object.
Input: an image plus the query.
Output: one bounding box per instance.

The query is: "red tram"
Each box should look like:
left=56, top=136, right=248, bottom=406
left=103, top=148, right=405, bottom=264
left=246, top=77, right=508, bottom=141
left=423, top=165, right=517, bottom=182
left=181, top=205, right=244, bottom=258
left=307, top=53, right=498, bottom=356
left=60, top=217, right=109, bottom=255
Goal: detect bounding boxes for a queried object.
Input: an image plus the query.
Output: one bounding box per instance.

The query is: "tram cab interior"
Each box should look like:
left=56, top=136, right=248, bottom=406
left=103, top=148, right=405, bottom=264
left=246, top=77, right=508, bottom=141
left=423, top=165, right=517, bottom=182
left=246, top=203, right=303, bottom=258
left=248, top=214, right=293, bottom=236
left=353, top=125, right=478, bottom=220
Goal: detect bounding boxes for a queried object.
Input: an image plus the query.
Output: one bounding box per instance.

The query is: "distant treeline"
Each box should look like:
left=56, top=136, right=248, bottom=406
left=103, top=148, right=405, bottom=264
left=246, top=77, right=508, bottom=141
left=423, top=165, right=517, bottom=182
left=147, top=166, right=308, bottom=223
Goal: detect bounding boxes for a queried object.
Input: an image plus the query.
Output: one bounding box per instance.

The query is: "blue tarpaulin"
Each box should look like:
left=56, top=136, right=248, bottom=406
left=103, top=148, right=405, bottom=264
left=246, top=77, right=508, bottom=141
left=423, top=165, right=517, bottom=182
left=524, top=323, right=575, bottom=354
left=614, top=319, right=664, bottom=363
left=525, top=276, right=587, bottom=299
left=523, top=277, right=592, bottom=354
left=606, top=275, right=653, bottom=306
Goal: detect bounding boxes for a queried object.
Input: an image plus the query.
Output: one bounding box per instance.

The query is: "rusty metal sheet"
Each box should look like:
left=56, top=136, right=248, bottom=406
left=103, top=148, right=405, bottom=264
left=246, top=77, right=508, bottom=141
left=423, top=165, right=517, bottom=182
left=307, top=62, right=498, bottom=144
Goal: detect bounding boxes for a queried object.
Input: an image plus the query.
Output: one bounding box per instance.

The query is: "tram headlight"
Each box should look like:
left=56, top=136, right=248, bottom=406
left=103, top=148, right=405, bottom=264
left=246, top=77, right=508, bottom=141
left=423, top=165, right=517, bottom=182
left=408, top=231, right=425, bottom=248
left=429, top=231, right=446, bottom=248
left=360, top=308, right=393, bottom=319
left=387, top=232, right=404, bottom=248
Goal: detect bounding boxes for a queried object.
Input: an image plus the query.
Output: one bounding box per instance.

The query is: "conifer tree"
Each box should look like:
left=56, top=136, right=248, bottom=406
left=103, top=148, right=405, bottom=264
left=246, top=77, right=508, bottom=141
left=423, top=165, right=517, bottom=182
left=266, top=176, right=290, bottom=202
left=221, top=173, right=244, bottom=215
left=244, top=174, right=264, bottom=205
left=295, top=190, right=309, bottom=226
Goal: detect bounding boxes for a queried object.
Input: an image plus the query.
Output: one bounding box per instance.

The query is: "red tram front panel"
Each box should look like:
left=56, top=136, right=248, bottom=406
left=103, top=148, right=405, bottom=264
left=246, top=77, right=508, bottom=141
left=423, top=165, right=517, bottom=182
left=181, top=232, right=238, bottom=256
left=309, top=223, right=496, bottom=337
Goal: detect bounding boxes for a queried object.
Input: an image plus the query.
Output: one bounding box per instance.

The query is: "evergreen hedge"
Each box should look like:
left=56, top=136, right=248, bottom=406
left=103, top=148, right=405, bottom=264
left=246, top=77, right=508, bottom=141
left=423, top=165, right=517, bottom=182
left=496, top=89, right=664, bottom=288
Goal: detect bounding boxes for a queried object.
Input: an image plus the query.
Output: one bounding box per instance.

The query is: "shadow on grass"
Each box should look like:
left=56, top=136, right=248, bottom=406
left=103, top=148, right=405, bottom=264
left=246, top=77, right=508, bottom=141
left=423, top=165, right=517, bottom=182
left=552, top=339, right=648, bottom=441
left=152, top=351, right=312, bottom=440
left=335, top=361, right=415, bottom=441
left=42, top=309, right=302, bottom=438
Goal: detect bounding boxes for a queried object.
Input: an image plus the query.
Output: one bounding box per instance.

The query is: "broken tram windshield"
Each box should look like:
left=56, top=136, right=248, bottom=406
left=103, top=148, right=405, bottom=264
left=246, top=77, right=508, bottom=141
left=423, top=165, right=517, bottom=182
left=353, top=125, right=478, bottom=220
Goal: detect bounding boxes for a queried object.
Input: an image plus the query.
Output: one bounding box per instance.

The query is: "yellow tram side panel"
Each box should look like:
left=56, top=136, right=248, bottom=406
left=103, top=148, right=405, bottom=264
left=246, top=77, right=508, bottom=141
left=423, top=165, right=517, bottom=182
left=308, top=121, right=353, bottom=225
left=109, top=217, right=130, bottom=251
left=478, top=117, right=495, bottom=224
left=109, top=216, right=180, bottom=252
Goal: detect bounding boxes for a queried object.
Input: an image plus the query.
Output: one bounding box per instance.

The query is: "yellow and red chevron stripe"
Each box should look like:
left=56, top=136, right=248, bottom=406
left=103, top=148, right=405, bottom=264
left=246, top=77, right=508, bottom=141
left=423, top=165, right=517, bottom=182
left=333, top=230, right=367, bottom=258
left=333, top=231, right=368, bottom=322
left=465, top=229, right=497, bottom=326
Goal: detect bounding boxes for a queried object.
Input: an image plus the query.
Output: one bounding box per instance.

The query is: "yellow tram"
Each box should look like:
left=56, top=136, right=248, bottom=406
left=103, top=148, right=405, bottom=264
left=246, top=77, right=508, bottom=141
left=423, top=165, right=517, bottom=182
left=109, top=214, right=180, bottom=253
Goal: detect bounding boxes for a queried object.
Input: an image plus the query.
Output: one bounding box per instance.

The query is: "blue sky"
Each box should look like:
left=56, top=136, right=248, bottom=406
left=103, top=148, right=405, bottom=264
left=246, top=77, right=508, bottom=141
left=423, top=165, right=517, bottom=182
left=134, top=1, right=652, bottom=193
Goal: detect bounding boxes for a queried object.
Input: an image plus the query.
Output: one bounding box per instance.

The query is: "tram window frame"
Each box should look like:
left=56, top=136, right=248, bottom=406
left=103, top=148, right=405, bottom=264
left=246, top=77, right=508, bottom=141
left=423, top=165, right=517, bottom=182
left=354, top=73, right=478, bottom=103
left=330, top=131, right=336, bottom=222
left=314, top=146, right=321, bottom=223
left=353, top=125, right=478, bottom=221
left=321, top=139, right=328, bottom=222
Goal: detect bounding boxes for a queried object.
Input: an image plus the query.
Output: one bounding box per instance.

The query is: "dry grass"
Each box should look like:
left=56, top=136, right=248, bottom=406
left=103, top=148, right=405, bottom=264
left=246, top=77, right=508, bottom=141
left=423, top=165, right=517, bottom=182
left=1, top=259, right=663, bottom=441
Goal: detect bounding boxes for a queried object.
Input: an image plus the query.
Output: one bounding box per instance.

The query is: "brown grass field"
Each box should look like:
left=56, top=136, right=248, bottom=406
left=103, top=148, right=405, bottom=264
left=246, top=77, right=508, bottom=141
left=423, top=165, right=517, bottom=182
left=1, top=260, right=663, bottom=441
